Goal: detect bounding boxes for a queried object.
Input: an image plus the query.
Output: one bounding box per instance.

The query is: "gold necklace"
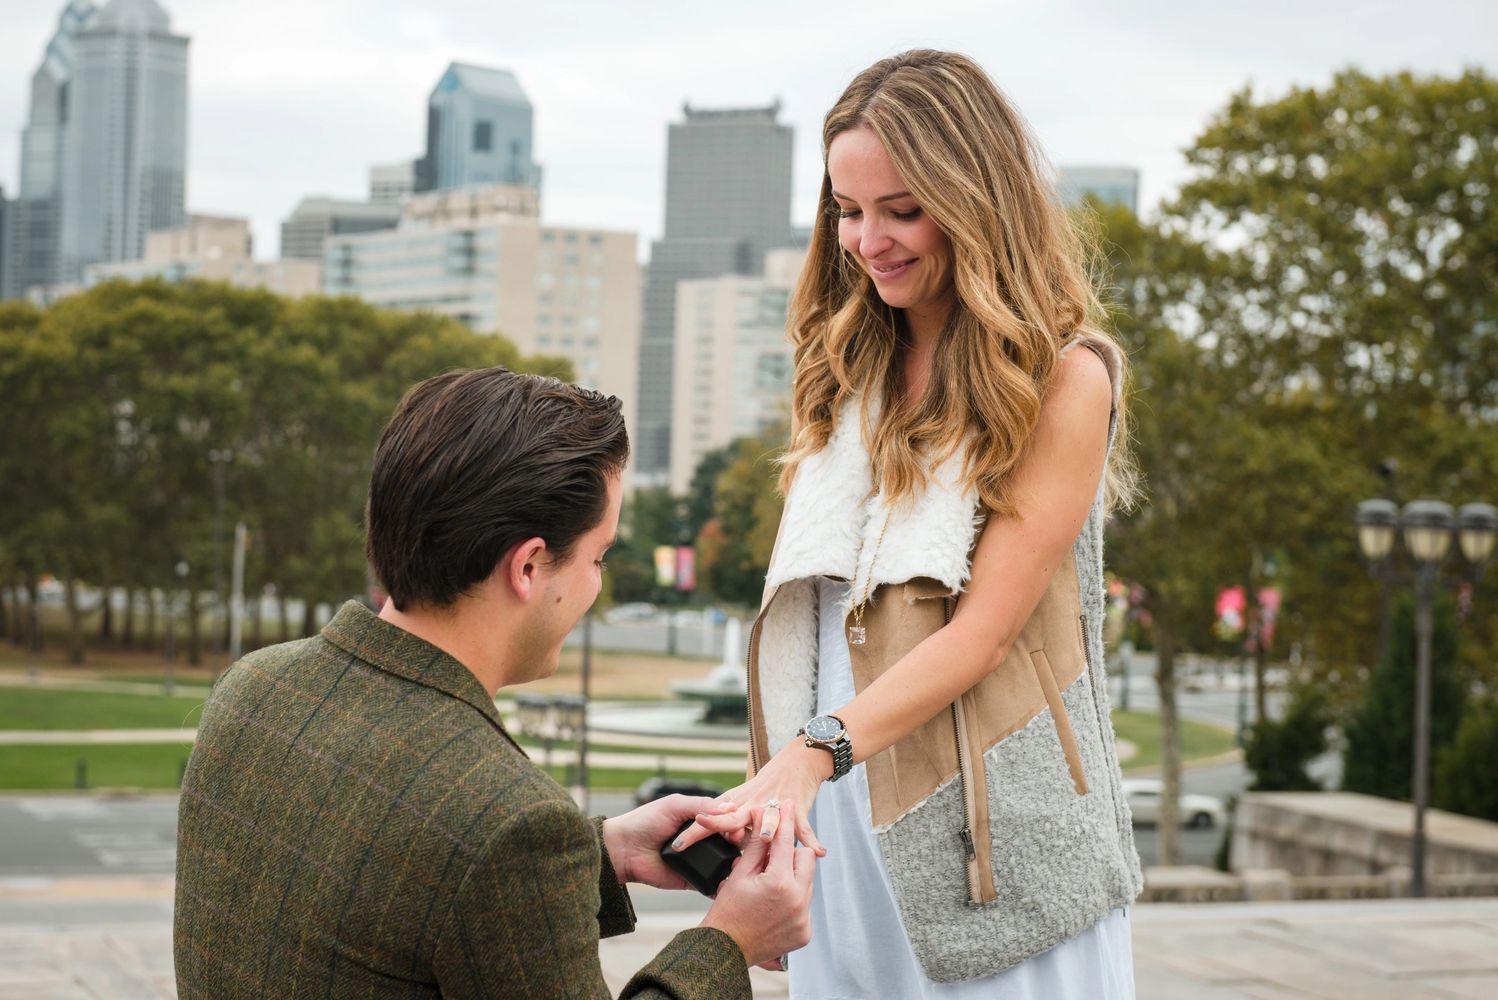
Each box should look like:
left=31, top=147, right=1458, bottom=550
left=847, top=510, right=891, bottom=646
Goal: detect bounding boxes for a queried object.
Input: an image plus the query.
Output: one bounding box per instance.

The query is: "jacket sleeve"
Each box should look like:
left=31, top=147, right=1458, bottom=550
left=432, top=796, right=749, bottom=1000
left=591, top=815, right=637, bottom=939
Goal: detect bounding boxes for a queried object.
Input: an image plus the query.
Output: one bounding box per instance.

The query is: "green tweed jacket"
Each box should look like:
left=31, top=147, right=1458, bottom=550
left=175, top=601, right=749, bottom=999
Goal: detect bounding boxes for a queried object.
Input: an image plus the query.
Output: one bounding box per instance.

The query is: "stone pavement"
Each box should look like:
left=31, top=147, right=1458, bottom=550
left=3, top=876, right=1498, bottom=998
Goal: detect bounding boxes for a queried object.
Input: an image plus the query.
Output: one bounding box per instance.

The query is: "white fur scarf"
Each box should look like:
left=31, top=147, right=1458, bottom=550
left=755, top=396, right=985, bottom=753
left=754, top=335, right=1123, bottom=753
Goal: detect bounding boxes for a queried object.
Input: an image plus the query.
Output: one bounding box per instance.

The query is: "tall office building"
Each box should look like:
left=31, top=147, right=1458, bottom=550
left=323, top=184, right=639, bottom=449
left=85, top=214, right=322, bottom=296
left=635, top=102, right=793, bottom=482
left=1058, top=166, right=1140, bottom=214
left=414, top=63, right=542, bottom=194
left=669, top=248, right=802, bottom=494
left=55, top=0, right=189, bottom=283
left=0, top=188, right=10, bottom=299
left=5, top=0, right=95, bottom=298
left=369, top=161, right=416, bottom=205
left=279, top=197, right=402, bottom=261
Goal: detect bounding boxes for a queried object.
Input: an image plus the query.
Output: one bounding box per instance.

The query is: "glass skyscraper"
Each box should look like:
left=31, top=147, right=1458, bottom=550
left=58, top=0, right=189, bottom=283
left=414, top=63, right=542, bottom=194
left=635, top=102, right=794, bottom=482
left=5, top=0, right=95, bottom=298
left=6, top=0, right=189, bottom=294
left=1058, top=166, right=1141, bottom=215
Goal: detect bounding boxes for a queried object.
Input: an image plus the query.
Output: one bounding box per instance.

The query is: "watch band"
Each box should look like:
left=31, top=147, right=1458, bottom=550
left=799, top=717, right=853, bottom=782
left=825, top=735, right=852, bottom=782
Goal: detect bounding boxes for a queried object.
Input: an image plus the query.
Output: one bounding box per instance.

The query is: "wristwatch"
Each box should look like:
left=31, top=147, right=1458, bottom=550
left=799, top=714, right=853, bottom=782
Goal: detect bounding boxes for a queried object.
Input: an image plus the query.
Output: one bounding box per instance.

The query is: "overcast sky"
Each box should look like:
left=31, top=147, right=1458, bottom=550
left=4, top=0, right=1496, bottom=261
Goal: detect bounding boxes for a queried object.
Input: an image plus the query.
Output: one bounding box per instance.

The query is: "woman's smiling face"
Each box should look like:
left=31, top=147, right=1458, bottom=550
left=827, top=126, right=954, bottom=318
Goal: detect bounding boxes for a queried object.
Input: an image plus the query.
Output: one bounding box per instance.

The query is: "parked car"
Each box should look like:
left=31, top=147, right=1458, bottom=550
left=633, top=776, right=725, bottom=807
left=1122, top=778, right=1226, bottom=829
left=604, top=602, right=660, bottom=624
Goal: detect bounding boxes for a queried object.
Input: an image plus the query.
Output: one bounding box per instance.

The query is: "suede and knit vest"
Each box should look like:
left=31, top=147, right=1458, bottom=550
left=746, top=335, right=1143, bottom=982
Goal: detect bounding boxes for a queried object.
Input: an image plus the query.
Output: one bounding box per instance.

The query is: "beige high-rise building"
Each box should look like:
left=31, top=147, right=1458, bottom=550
left=668, top=248, right=803, bottom=495
left=323, top=184, right=641, bottom=452
left=84, top=213, right=322, bottom=296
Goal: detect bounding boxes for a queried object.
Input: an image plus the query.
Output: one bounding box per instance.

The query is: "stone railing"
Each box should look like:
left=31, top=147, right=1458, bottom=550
left=1138, top=790, right=1498, bottom=903
left=1140, top=866, right=1498, bottom=903
left=1231, top=791, right=1498, bottom=878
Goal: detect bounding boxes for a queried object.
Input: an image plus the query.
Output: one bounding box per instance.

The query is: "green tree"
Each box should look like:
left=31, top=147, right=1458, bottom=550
left=1434, top=699, right=1498, bottom=822
left=1244, top=687, right=1331, bottom=791
left=1342, top=594, right=1467, bottom=801
left=685, top=444, right=735, bottom=537
left=702, top=431, right=784, bottom=606
left=0, top=279, right=568, bottom=662
left=1163, top=67, right=1498, bottom=687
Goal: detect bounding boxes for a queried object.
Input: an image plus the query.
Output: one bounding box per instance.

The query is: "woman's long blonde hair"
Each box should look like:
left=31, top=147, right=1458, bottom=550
left=780, top=49, right=1134, bottom=516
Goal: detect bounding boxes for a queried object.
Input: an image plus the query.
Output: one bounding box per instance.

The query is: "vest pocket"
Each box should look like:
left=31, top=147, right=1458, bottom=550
left=1028, top=649, right=1089, bottom=795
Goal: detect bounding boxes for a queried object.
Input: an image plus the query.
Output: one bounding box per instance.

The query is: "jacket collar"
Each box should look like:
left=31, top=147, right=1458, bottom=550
left=320, top=601, right=514, bottom=743
left=763, top=334, right=1124, bottom=607
left=766, top=396, right=984, bottom=604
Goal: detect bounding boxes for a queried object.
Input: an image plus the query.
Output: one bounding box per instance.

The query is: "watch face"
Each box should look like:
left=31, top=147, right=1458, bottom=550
left=806, top=715, right=843, bottom=741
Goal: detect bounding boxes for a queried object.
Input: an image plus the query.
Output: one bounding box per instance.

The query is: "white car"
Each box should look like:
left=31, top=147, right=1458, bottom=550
left=1122, top=778, right=1226, bottom=829
left=603, top=602, right=660, bottom=624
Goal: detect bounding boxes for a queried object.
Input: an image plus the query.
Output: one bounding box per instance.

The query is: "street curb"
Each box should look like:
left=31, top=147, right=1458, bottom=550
left=1124, top=747, right=1245, bottom=777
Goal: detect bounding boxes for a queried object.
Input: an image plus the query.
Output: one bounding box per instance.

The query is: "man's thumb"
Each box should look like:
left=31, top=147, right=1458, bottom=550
left=734, top=825, right=768, bottom=874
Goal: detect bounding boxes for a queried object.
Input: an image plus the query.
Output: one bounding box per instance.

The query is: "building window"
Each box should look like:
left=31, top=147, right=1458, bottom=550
left=474, top=121, right=493, bottom=152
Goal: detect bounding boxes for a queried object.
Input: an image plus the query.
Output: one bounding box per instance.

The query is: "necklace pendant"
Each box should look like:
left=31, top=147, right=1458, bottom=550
left=848, top=625, right=867, bottom=645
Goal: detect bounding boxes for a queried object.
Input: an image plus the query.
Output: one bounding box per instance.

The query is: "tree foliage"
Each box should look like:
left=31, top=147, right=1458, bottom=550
left=0, top=279, right=568, bottom=662
left=1342, top=594, right=1467, bottom=801
left=698, top=430, right=785, bottom=606
left=1244, top=687, right=1331, bottom=792
left=1434, top=698, right=1498, bottom=822
left=1097, top=66, right=1498, bottom=856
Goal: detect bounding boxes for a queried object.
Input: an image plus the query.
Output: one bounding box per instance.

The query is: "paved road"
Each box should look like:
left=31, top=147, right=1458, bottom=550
left=0, top=796, right=178, bottom=879
left=6, top=885, right=1496, bottom=999
left=0, top=790, right=1235, bottom=882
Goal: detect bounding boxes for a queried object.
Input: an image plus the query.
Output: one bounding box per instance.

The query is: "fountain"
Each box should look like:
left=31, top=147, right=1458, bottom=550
left=585, top=617, right=750, bottom=741
left=669, top=617, right=748, bottom=723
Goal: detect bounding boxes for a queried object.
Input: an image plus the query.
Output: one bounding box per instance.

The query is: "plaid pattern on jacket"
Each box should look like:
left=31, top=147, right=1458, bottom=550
left=174, top=601, right=748, bottom=999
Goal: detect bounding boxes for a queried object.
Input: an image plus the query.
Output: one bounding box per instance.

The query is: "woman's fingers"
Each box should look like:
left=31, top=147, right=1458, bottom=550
left=758, top=799, right=783, bottom=840
left=794, top=807, right=826, bottom=856
left=675, top=799, right=754, bottom=852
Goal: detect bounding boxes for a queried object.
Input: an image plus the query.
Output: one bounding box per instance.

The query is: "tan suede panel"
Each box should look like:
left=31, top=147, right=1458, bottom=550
left=853, top=551, right=1090, bottom=827
left=1031, top=649, right=1088, bottom=795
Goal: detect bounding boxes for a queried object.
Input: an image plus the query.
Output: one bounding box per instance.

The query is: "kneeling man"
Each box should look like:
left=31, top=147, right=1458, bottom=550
left=174, top=369, right=812, bottom=998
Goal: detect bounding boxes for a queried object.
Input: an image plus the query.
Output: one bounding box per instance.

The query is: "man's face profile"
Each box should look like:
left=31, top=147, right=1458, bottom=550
left=515, top=470, right=623, bottom=683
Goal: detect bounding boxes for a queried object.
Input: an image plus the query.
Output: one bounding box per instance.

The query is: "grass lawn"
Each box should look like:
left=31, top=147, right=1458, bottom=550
left=1113, top=710, right=1237, bottom=773
left=1, top=640, right=715, bottom=702
left=0, top=742, right=739, bottom=793
left=0, top=742, right=195, bottom=790
left=0, top=688, right=1236, bottom=791
left=0, top=686, right=209, bottom=731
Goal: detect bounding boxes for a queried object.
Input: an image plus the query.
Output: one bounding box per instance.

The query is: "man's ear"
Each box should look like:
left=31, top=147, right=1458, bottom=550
left=497, top=537, right=549, bottom=602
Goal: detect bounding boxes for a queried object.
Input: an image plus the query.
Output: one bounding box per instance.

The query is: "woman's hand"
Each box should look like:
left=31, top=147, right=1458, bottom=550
left=672, top=740, right=832, bottom=857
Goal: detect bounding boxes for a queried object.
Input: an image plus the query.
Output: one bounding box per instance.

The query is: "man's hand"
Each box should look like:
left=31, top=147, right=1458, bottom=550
left=700, top=797, right=816, bottom=970
left=601, top=794, right=739, bottom=890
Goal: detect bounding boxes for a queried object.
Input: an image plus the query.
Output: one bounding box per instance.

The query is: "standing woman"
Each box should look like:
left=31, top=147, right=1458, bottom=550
left=681, top=49, right=1141, bottom=996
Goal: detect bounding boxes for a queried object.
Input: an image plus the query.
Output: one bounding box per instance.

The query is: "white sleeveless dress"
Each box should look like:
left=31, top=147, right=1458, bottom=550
left=788, top=578, right=1135, bottom=1000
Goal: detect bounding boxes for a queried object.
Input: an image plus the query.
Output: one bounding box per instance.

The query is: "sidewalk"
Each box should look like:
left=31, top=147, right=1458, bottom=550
left=3, top=877, right=1496, bottom=998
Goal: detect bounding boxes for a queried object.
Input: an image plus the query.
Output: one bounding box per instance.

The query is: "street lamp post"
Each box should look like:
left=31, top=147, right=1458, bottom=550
left=208, top=449, right=234, bottom=664
left=164, top=559, right=191, bottom=695
left=1355, top=498, right=1495, bottom=898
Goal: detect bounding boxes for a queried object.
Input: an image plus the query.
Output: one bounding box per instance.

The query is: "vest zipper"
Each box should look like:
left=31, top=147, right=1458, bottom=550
left=746, top=609, right=767, bottom=773
left=946, top=595, right=986, bottom=904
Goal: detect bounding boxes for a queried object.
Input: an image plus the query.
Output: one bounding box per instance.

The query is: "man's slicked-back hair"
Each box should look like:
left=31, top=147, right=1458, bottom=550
left=365, top=368, right=629, bottom=611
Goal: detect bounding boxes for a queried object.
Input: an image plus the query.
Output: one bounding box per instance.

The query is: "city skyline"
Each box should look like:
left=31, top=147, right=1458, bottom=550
left=4, top=0, right=1492, bottom=264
